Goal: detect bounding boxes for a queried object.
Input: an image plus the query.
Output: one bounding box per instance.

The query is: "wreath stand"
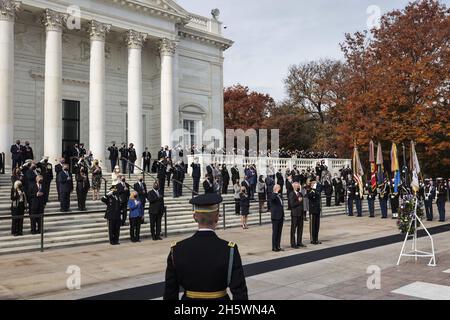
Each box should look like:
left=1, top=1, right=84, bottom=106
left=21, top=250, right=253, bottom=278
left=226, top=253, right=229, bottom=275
left=396, top=196, right=436, bottom=267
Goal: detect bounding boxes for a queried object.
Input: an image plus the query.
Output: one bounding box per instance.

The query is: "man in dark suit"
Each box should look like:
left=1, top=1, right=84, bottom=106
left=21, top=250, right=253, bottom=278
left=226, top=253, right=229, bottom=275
left=22, top=141, right=34, bottom=161
left=231, top=165, right=240, bottom=185
left=25, top=163, right=39, bottom=208
left=54, top=158, right=64, bottom=201
left=156, top=158, right=167, bottom=196
left=29, top=175, right=46, bottom=234
left=10, top=140, right=23, bottom=169
left=57, top=164, right=73, bottom=212
left=116, top=176, right=130, bottom=226
left=164, top=193, right=248, bottom=301
left=269, top=185, right=284, bottom=252
left=147, top=181, right=164, bottom=240
left=163, top=146, right=172, bottom=159
left=191, top=158, right=201, bottom=195
left=157, top=147, right=164, bottom=160
left=221, top=164, right=230, bottom=194
left=289, top=182, right=305, bottom=248
left=107, top=143, right=119, bottom=171
left=142, top=147, right=151, bottom=173
left=128, top=143, right=137, bottom=174
left=119, top=143, right=129, bottom=174
left=307, top=178, right=322, bottom=245
left=276, top=169, right=285, bottom=196
left=101, top=186, right=122, bottom=245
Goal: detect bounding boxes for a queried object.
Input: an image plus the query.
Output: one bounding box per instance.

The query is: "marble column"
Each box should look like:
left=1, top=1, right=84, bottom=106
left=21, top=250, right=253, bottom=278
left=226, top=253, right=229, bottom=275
left=126, top=30, right=147, bottom=159
left=0, top=0, right=20, bottom=165
left=159, top=38, right=176, bottom=148
left=88, top=21, right=110, bottom=168
left=41, top=9, right=67, bottom=163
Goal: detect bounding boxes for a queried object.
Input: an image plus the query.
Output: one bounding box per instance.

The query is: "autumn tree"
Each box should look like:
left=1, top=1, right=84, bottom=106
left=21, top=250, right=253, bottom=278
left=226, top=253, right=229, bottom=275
left=224, top=84, right=275, bottom=130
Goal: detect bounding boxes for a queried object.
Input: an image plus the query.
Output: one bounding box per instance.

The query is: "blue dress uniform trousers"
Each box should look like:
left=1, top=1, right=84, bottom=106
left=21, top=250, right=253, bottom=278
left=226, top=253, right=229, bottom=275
left=355, top=197, right=363, bottom=217
left=347, top=198, right=354, bottom=216
left=368, top=198, right=375, bottom=217
left=437, top=200, right=446, bottom=222
left=379, top=198, right=388, bottom=218
left=424, top=199, right=433, bottom=221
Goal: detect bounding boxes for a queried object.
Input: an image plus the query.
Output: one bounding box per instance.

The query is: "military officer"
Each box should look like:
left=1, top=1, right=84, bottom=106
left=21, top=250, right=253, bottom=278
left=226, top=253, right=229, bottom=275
left=424, top=178, right=436, bottom=221
left=378, top=177, right=390, bottom=219
left=365, top=182, right=377, bottom=218
left=101, top=185, right=122, bottom=245
left=346, top=178, right=356, bottom=216
left=389, top=179, right=400, bottom=219
left=332, top=173, right=344, bottom=206
left=306, top=178, right=322, bottom=245
left=164, top=194, right=248, bottom=300
left=436, top=178, right=447, bottom=222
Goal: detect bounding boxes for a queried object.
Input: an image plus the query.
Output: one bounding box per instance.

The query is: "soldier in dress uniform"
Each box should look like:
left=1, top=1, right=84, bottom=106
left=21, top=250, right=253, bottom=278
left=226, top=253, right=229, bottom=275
left=424, top=178, right=436, bottom=221
left=346, top=177, right=356, bottom=216
left=107, top=142, right=119, bottom=171
left=378, top=176, right=390, bottom=219
left=163, top=194, right=248, bottom=300
left=365, top=181, right=377, bottom=218
left=332, top=173, right=344, bottom=206
left=389, top=179, right=400, bottom=219
left=37, top=157, right=53, bottom=204
left=101, top=185, right=122, bottom=245
left=306, top=178, right=322, bottom=245
left=354, top=180, right=363, bottom=217
left=436, top=178, right=447, bottom=222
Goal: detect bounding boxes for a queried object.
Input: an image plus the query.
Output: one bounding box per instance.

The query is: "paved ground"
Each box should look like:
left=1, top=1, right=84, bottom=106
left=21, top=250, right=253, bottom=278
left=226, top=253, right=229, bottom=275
left=0, top=204, right=449, bottom=300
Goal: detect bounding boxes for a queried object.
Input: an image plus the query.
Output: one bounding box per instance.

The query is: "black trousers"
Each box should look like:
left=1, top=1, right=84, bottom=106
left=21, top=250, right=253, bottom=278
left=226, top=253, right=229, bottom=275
left=30, top=212, right=43, bottom=233
left=310, top=214, right=320, bottom=242
left=129, top=217, right=141, bottom=242
left=11, top=206, right=24, bottom=235
left=108, top=219, right=121, bottom=244
left=424, top=199, right=433, bottom=220
left=222, top=183, right=229, bottom=194
left=290, top=215, right=304, bottom=246
left=143, top=160, right=151, bottom=172
left=334, top=191, right=341, bottom=205
left=326, top=196, right=332, bottom=207
left=60, top=191, right=71, bottom=211
left=77, top=189, right=87, bottom=210
left=110, top=159, right=117, bottom=172
left=120, top=203, right=127, bottom=226
left=150, top=213, right=163, bottom=238
left=193, top=177, right=200, bottom=194
left=235, top=199, right=240, bottom=215
left=121, top=159, right=127, bottom=174
left=158, top=176, right=166, bottom=196
left=271, top=219, right=283, bottom=250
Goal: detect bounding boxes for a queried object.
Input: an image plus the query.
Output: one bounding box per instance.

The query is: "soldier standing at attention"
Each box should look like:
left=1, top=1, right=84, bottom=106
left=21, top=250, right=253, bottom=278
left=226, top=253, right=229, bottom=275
left=164, top=194, right=248, bottom=300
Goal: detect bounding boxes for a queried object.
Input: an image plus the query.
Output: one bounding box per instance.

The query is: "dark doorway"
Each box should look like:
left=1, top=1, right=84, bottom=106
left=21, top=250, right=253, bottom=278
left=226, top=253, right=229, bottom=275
left=62, top=100, right=80, bottom=155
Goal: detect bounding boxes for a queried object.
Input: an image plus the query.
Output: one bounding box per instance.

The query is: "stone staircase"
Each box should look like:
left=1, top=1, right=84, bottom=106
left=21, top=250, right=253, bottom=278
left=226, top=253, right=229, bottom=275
left=0, top=172, right=376, bottom=255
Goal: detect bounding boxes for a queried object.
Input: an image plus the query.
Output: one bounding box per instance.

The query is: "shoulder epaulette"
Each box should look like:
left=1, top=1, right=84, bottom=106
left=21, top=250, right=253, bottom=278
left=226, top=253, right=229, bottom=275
left=171, top=241, right=177, bottom=248
left=228, top=241, right=236, bottom=248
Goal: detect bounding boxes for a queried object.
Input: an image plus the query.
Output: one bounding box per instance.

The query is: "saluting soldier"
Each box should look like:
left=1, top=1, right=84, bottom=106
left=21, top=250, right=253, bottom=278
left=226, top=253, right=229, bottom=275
left=101, top=185, right=122, bottom=245
left=424, top=178, right=435, bottom=221
left=306, top=178, right=322, bottom=245
left=164, top=194, right=248, bottom=300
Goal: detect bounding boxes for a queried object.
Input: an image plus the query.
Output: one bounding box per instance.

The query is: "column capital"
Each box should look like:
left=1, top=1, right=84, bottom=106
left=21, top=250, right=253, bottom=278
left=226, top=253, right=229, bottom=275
left=0, top=0, right=21, bottom=22
left=159, top=38, right=176, bottom=56
left=41, top=8, right=67, bottom=32
left=88, top=20, right=111, bottom=42
left=125, top=30, right=147, bottom=49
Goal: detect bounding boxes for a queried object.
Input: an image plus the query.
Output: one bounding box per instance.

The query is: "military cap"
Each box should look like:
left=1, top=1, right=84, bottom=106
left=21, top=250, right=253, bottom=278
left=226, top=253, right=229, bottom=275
left=190, top=194, right=223, bottom=213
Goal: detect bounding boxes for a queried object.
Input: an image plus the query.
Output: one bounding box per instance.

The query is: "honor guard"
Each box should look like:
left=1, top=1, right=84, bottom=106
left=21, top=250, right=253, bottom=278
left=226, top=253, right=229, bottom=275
left=164, top=194, right=248, bottom=300
left=424, top=178, right=436, bottom=221
left=436, top=178, right=447, bottom=222
left=346, top=178, right=356, bottom=216
left=389, top=179, right=400, bottom=219
left=365, top=182, right=377, bottom=218
left=378, top=177, right=390, bottom=219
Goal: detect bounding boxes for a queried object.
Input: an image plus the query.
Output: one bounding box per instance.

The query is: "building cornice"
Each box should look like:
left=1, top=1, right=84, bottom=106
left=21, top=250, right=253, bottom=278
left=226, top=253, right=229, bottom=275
left=178, top=26, right=234, bottom=51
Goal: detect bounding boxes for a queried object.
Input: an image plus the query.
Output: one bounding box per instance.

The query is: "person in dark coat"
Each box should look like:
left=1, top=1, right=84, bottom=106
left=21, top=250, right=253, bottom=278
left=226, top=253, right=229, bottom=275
left=147, top=181, right=165, bottom=240
left=269, top=185, right=284, bottom=252
left=25, top=162, right=38, bottom=208
left=10, top=140, right=23, bottom=169
left=231, top=165, right=240, bottom=185
left=306, top=178, right=322, bottom=245
left=221, top=165, right=230, bottom=194
left=107, top=143, right=119, bottom=171
left=116, top=176, right=131, bottom=226
left=156, top=158, right=167, bottom=196
left=423, top=178, right=436, bottom=221
left=133, top=177, right=147, bottom=223
left=57, top=164, right=73, bottom=212
left=142, top=147, right=151, bottom=173
left=75, top=167, right=90, bottom=211
left=365, top=182, right=377, bottom=218
left=203, top=175, right=215, bottom=194
left=285, top=175, right=294, bottom=210
left=191, top=158, right=201, bottom=195
left=332, top=174, right=344, bottom=206
left=54, top=158, right=64, bottom=201
left=265, top=175, right=275, bottom=211
left=101, top=186, right=122, bottom=245
left=164, top=193, right=248, bottom=301
left=119, top=143, right=129, bottom=174
left=10, top=180, right=27, bottom=236
left=378, top=177, right=390, bottom=219
left=289, top=182, right=305, bottom=248
left=323, top=178, right=333, bottom=207
left=276, top=169, right=285, bottom=196
left=127, top=143, right=137, bottom=174
left=38, top=158, right=53, bottom=204
left=29, top=175, right=45, bottom=234
left=239, top=186, right=250, bottom=229
left=22, top=141, right=34, bottom=161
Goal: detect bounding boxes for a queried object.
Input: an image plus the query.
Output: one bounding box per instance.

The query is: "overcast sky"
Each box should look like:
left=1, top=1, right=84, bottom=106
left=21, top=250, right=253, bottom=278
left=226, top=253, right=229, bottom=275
left=177, top=0, right=448, bottom=101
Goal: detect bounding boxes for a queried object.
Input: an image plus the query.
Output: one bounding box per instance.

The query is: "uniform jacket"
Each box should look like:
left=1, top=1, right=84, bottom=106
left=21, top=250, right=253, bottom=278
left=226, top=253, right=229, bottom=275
left=307, top=188, right=321, bottom=216
left=101, top=194, right=121, bottom=220
left=269, top=193, right=284, bottom=220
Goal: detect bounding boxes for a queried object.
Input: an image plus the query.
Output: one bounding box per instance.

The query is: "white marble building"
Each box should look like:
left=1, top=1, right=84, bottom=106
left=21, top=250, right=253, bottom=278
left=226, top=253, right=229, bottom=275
left=0, top=0, right=232, bottom=167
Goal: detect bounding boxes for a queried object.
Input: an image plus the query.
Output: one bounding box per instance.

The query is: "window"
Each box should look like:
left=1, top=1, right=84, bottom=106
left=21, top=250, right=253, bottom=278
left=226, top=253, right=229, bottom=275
left=183, top=120, right=196, bottom=147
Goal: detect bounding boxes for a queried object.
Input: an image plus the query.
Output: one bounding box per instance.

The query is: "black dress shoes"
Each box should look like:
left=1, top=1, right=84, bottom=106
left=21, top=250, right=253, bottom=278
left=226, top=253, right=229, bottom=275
left=291, top=245, right=299, bottom=249
left=297, top=243, right=306, bottom=248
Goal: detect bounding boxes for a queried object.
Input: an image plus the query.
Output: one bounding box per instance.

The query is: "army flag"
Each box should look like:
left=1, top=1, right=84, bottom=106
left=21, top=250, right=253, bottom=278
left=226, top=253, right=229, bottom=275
left=376, top=142, right=384, bottom=184
left=369, top=140, right=377, bottom=191
left=390, top=143, right=401, bottom=193
left=352, top=145, right=364, bottom=195
left=410, top=141, right=421, bottom=193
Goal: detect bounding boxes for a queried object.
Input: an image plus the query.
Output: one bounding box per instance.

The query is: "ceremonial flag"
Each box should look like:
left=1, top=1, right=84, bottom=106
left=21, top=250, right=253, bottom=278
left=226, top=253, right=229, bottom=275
left=352, top=144, right=364, bottom=195
left=390, top=143, right=401, bottom=193
left=376, top=142, right=384, bottom=184
left=410, top=141, right=421, bottom=193
left=369, top=140, right=377, bottom=191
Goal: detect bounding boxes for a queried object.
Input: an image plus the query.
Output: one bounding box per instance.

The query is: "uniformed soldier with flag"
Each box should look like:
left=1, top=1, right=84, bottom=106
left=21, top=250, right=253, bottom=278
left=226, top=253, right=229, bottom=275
left=163, top=194, right=248, bottom=300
